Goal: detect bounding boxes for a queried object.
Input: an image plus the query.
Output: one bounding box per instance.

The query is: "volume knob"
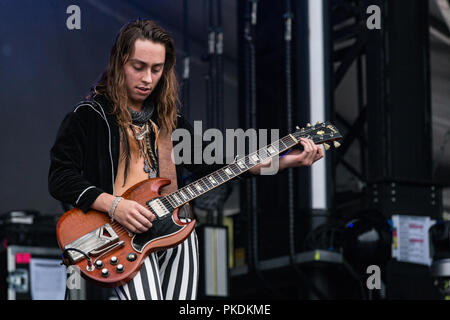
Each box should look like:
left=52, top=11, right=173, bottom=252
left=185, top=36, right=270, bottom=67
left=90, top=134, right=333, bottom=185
left=95, top=260, right=104, bottom=269
left=116, top=264, right=125, bottom=273
left=101, top=268, right=109, bottom=278
left=127, top=253, right=137, bottom=262
left=110, top=256, right=118, bottom=265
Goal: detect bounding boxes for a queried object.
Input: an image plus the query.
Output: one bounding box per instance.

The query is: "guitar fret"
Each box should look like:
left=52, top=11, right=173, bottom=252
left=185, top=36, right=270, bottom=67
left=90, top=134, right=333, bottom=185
left=282, top=136, right=296, bottom=148
left=237, top=159, right=247, bottom=170
left=229, top=164, right=241, bottom=175
left=250, top=153, right=260, bottom=163
left=205, top=177, right=213, bottom=189
left=173, top=193, right=182, bottom=204
left=216, top=174, right=226, bottom=183
left=213, top=172, right=224, bottom=183
left=224, top=167, right=234, bottom=177
left=194, top=182, right=204, bottom=193
left=201, top=177, right=212, bottom=190
left=167, top=195, right=177, bottom=207
left=225, top=168, right=234, bottom=178
left=186, top=186, right=196, bottom=197
left=208, top=175, right=218, bottom=185
left=288, top=134, right=298, bottom=144
left=173, top=194, right=181, bottom=206
left=218, top=170, right=228, bottom=181
left=186, top=185, right=196, bottom=197
left=267, top=145, right=277, bottom=155
left=218, top=171, right=227, bottom=182
left=258, top=149, right=268, bottom=161
left=179, top=190, right=189, bottom=201
left=201, top=179, right=210, bottom=191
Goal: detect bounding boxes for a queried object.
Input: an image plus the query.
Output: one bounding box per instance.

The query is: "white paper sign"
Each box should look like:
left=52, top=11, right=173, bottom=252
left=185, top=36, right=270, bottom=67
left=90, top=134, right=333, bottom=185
left=392, top=215, right=433, bottom=266
left=29, top=258, right=67, bottom=300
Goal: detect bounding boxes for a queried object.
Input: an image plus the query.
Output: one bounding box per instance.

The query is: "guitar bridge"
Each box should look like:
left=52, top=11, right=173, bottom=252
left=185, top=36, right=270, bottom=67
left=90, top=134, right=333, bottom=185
left=64, top=224, right=119, bottom=263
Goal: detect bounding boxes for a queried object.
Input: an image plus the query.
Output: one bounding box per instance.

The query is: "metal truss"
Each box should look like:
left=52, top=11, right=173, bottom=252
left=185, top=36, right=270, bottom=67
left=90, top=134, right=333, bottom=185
left=329, top=0, right=373, bottom=184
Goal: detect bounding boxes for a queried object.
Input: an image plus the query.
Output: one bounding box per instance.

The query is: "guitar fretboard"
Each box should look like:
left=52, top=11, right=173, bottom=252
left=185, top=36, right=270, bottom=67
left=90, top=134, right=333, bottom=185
left=163, top=133, right=299, bottom=209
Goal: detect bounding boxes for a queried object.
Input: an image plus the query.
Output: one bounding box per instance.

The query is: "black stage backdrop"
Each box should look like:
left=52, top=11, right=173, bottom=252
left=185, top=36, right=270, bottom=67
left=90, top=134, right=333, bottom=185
left=0, top=0, right=240, bottom=215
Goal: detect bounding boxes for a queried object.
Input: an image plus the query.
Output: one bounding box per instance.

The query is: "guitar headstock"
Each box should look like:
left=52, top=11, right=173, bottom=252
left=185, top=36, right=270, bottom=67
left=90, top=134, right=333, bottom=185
left=293, top=121, right=343, bottom=150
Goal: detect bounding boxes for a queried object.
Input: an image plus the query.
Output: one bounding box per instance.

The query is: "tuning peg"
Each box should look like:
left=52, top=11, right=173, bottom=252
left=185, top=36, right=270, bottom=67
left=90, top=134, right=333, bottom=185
left=296, top=126, right=300, bottom=130
left=333, top=141, right=341, bottom=148
left=323, top=143, right=330, bottom=150
left=306, top=123, right=311, bottom=127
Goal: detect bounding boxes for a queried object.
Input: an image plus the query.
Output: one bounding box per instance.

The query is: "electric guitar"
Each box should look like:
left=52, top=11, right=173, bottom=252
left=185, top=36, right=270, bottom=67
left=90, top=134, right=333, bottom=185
left=56, top=122, right=342, bottom=287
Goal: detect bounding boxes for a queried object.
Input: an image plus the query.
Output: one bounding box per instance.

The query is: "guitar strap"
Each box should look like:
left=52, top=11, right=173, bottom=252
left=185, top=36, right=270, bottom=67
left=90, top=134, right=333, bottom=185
left=157, top=126, right=193, bottom=220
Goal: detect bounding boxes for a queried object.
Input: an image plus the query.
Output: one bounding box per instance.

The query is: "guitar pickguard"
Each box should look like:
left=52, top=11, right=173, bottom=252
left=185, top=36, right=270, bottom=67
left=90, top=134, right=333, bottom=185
left=131, top=214, right=185, bottom=253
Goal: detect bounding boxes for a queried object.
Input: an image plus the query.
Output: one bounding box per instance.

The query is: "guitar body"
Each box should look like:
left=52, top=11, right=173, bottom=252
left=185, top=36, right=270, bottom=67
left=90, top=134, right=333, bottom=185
left=56, top=178, right=196, bottom=288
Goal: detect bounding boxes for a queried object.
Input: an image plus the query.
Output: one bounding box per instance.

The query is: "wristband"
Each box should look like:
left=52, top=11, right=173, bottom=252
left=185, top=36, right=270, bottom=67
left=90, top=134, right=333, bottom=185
left=108, top=196, right=123, bottom=221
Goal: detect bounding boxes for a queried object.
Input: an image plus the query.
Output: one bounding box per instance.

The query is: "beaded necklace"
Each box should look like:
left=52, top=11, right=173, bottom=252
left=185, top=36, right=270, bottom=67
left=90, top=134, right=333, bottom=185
left=128, top=101, right=159, bottom=178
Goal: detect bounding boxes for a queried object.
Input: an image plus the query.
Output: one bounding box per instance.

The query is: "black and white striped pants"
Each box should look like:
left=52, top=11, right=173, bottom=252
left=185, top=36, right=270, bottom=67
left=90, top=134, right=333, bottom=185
left=114, top=229, right=199, bottom=300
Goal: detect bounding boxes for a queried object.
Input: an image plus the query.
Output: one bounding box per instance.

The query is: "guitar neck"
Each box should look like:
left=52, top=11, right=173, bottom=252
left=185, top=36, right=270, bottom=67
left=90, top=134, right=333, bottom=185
left=163, top=134, right=299, bottom=209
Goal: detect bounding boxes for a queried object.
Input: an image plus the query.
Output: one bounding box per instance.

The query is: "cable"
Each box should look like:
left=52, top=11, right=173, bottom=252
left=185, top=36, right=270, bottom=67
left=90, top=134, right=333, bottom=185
left=61, top=248, right=92, bottom=267
left=61, top=248, right=92, bottom=301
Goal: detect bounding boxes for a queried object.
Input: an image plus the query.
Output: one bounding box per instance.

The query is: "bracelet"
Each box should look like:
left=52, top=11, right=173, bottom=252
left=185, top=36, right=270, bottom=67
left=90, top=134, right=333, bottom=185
left=108, top=196, right=123, bottom=221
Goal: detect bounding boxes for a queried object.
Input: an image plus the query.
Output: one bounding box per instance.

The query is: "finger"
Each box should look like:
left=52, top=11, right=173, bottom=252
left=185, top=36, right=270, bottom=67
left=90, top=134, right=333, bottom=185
left=310, top=141, right=320, bottom=159
left=128, top=217, right=148, bottom=233
left=305, top=138, right=317, bottom=155
left=302, top=139, right=316, bottom=162
left=308, top=138, right=318, bottom=152
left=307, top=141, right=319, bottom=164
left=131, top=209, right=153, bottom=228
left=316, top=146, right=324, bottom=160
left=122, top=221, right=140, bottom=234
left=298, top=140, right=314, bottom=165
left=311, top=148, right=323, bottom=163
left=300, top=138, right=312, bottom=153
left=137, top=204, right=156, bottom=222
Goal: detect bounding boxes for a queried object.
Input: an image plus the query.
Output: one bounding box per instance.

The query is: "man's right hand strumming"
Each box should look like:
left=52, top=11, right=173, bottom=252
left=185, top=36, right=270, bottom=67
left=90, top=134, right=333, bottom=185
left=92, top=193, right=155, bottom=234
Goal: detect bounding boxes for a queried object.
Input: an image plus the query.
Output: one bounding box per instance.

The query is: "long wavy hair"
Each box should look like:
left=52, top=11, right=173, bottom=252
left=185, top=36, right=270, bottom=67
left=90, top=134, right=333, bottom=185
left=90, top=19, right=179, bottom=185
